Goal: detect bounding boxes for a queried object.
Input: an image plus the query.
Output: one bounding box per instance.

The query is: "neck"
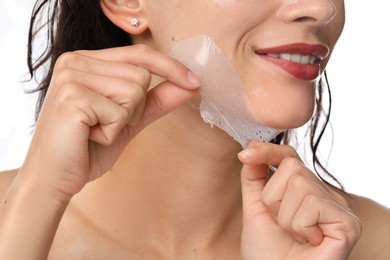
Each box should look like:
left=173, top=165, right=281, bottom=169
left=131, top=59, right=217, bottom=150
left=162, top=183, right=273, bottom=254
left=73, top=103, right=244, bottom=255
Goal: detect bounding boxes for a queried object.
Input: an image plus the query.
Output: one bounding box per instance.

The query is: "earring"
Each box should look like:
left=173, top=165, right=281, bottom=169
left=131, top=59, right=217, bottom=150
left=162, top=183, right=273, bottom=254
left=131, top=18, right=140, bottom=27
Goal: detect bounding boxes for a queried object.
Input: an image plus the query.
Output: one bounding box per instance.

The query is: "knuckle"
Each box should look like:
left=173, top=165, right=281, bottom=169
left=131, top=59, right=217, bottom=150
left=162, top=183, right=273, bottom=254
left=339, top=216, right=362, bottom=246
left=55, top=52, right=77, bottom=69
left=121, top=106, right=131, bottom=122
left=301, top=193, right=318, bottom=210
left=126, top=84, right=146, bottom=105
left=288, top=174, right=308, bottom=191
left=281, top=157, right=303, bottom=173
left=119, top=84, right=146, bottom=116
left=52, top=68, right=76, bottom=87
left=51, top=83, right=86, bottom=116
left=260, top=191, right=275, bottom=208
left=113, top=106, right=130, bottom=126
left=134, top=67, right=151, bottom=85
left=290, top=217, right=303, bottom=233
left=345, top=213, right=362, bottom=236
left=277, top=215, right=291, bottom=231
left=290, top=218, right=312, bottom=239
left=55, top=83, right=82, bottom=107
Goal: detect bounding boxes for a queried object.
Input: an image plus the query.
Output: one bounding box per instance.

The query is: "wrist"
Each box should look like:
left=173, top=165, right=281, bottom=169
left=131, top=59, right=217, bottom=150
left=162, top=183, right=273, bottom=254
left=0, top=168, right=71, bottom=258
left=18, top=161, right=78, bottom=204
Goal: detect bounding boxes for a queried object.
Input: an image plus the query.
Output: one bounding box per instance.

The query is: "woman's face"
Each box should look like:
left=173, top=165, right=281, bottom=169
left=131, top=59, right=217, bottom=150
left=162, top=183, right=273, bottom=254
left=144, top=0, right=345, bottom=129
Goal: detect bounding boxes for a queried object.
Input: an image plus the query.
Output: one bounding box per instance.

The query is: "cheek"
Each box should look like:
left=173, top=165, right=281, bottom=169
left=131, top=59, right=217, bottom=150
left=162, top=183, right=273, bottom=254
left=235, top=47, right=319, bottom=130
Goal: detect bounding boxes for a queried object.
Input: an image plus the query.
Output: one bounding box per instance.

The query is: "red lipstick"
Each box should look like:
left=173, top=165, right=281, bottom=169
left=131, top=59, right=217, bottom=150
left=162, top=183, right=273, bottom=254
left=255, top=43, right=329, bottom=81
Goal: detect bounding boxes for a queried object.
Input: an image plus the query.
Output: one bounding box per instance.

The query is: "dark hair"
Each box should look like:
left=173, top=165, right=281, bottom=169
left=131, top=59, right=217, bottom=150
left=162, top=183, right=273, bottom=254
left=27, top=0, right=342, bottom=189
left=279, top=71, right=342, bottom=189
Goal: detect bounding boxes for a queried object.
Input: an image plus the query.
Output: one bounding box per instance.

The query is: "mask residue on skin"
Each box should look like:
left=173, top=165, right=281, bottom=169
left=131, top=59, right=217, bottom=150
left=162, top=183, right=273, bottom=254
left=170, top=35, right=283, bottom=148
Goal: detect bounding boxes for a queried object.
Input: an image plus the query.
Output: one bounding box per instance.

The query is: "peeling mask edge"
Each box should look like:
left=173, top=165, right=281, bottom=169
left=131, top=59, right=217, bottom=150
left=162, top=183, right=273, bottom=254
left=169, top=35, right=283, bottom=148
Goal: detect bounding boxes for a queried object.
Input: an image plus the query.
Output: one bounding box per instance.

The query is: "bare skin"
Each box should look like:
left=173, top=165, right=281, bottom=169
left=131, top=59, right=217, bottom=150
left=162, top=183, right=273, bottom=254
left=0, top=0, right=389, bottom=258
left=1, top=151, right=390, bottom=259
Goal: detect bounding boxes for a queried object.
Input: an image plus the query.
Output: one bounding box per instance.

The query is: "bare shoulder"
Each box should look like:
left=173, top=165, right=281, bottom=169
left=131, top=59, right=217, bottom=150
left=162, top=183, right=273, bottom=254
left=0, top=168, right=19, bottom=200
left=344, top=192, right=390, bottom=259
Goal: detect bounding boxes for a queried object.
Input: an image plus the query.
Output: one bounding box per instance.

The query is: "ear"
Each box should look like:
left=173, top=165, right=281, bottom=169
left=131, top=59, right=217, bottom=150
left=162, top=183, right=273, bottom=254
left=100, top=0, right=148, bottom=35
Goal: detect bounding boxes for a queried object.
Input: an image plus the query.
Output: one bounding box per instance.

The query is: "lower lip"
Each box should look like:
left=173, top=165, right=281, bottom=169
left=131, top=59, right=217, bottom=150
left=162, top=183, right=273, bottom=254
left=260, top=55, right=321, bottom=81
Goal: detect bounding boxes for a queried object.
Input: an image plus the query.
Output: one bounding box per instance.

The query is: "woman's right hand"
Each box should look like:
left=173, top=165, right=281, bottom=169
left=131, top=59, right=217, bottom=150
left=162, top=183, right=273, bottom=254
left=22, top=44, right=200, bottom=201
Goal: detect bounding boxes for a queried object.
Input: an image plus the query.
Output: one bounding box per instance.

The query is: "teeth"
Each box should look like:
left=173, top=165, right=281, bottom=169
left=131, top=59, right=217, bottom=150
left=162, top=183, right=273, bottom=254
left=300, top=55, right=310, bottom=64
left=268, top=53, right=279, bottom=58
left=290, top=54, right=301, bottom=63
left=279, top=53, right=291, bottom=61
left=267, top=53, right=318, bottom=65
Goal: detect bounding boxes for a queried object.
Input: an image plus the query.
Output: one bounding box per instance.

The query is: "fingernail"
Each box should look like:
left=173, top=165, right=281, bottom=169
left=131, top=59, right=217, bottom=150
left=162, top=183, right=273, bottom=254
left=186, top=71, right=201, bottom=88
left=238, top=148, right=257, bottom=160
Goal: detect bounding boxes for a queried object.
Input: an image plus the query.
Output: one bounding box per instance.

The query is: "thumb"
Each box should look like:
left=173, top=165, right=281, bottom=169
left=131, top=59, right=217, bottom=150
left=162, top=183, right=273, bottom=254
left=239, top=149, right=270, bottom=222
left=138, top=80, right=199, bottom=128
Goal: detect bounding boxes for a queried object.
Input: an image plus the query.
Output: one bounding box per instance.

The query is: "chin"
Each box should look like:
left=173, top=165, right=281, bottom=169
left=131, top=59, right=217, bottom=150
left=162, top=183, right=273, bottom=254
left=254, top=103, right=315, bottom=130
left=244, top=75, right=317, bottom=127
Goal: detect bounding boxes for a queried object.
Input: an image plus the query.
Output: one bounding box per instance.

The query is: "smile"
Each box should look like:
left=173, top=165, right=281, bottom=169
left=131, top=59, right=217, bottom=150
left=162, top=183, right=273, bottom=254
left=254, top=43, right=329, bottom=81
left=265, top=53, right=319, bottom=65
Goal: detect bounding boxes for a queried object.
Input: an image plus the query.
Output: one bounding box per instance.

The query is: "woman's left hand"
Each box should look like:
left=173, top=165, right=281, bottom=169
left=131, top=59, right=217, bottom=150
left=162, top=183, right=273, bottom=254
left=238, top=141, right=362, bottom=260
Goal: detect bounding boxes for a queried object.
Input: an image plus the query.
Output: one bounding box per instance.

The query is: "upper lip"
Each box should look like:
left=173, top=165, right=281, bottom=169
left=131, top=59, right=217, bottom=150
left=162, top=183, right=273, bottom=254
left=254, top=43, right=329, bottom=63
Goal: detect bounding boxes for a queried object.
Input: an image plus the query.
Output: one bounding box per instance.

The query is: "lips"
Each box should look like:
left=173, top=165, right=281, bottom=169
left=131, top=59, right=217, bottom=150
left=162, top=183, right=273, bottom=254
left=255, top=43, right=329, bottom=81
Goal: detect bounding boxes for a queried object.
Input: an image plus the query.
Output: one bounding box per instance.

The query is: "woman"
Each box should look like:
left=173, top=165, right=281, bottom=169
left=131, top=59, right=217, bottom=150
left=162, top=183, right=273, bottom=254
left=0, top=0, right=389, bottom=259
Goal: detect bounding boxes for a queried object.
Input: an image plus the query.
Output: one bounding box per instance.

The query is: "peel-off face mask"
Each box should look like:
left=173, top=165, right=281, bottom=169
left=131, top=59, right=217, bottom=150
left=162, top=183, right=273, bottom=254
left=170, top=35, right=283, bottom=148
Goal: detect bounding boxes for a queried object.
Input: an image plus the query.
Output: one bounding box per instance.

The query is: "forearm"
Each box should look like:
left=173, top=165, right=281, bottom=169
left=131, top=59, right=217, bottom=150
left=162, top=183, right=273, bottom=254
left=0, top=170, right=70, bottom=259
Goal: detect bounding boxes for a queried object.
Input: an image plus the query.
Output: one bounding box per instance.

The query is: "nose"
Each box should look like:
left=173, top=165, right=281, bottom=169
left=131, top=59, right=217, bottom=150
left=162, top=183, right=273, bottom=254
left=277, top=0, right=337, bottom=29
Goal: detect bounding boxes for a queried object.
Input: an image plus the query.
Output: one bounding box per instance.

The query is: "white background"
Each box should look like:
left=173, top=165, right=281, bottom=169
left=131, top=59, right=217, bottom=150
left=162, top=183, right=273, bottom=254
left=1, top=1, right=390, bottom=207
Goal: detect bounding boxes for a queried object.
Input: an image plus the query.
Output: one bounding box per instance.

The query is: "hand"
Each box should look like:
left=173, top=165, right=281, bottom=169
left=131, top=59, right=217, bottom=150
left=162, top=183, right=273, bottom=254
left=238, top=141, right=362, bottom=260
left=21, top=45, right=200, bottom=200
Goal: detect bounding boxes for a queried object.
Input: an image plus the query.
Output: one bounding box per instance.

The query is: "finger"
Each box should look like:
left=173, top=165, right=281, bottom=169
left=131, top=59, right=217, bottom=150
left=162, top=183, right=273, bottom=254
left=82, top=94, right=131, bottom=146
left=276, top=175, right=335, bottom=243
left=53, top=69, right=149, bottom=107
left=52, top=68, right=149, bottom=128
left=262, top=158, right=349, bottom=215
left=238, top=141, right=302, bottom=166
left=55, top=52, right=152, bottom=84
left=52, top=83, right=132, bottom=146
left=75, top=45, right=201, bottom=90
left=237, top=142, right=302, bottom=222
left=291, top=194, right=360, bottom=247
left=240, top=163, right=270, bottom=222
left=238, top=143, right=307, bottom=217
left=261, top=158, right=317, bottom=214
left=136, top=80, right=199, bottom=128
left=291, top=194, right=325, bottom=246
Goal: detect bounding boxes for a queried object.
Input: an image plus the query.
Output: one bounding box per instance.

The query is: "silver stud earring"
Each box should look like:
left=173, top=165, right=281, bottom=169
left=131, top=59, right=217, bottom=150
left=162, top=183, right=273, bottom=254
left=131, top=18, right=140, bottom=27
